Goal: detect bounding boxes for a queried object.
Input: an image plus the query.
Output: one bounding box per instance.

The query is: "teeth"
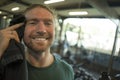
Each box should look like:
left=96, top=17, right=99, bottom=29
left=33, top=38, right=46, bottom=41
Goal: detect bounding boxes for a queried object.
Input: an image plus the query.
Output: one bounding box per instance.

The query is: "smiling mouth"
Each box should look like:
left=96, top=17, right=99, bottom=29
left=30, top=33, right=50, bottom=42
left=32, top=37, right=47, bottom=41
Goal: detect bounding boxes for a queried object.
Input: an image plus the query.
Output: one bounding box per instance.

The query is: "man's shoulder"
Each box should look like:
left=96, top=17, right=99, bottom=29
left=54, top=54, right=73, bottom=71
left=54, top=55, right=74, bottom=80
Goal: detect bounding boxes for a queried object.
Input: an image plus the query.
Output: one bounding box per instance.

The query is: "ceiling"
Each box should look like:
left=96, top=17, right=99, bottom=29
left=0, top=0, right=120, bottom=19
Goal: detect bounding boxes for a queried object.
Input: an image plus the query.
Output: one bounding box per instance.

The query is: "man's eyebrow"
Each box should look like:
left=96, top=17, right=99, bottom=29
left=26, top=18, right=39, bottom=22
left=26, top=18, right=53, bottom=22
left=43, top=19, right=53, bottom=22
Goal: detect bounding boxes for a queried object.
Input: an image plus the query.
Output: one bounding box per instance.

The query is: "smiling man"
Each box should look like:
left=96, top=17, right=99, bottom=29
left=0, top=4, right=74, bottom=80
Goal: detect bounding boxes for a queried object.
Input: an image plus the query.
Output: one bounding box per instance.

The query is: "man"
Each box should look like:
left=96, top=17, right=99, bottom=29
left=0, top=4, right=74, bottom=80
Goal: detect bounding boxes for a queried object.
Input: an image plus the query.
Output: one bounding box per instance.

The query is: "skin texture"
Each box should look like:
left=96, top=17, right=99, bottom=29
left=24, top=7, right=55, bottom=67
left=24, top=7, right=54, bottom=54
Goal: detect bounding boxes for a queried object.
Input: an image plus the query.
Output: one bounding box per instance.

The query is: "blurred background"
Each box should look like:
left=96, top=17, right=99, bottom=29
left=0, top=0, right=120, bottom=79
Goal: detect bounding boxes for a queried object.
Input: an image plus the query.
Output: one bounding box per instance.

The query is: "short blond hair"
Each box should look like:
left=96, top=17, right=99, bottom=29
left=24, top=4, right=55, bottom=16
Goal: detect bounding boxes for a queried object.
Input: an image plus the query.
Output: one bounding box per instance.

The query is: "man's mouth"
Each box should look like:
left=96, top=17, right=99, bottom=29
left=32, top=37, right=47, bottom=41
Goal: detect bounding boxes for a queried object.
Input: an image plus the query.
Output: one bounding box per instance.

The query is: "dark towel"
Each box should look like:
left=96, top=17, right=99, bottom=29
left=1, top=40, right=24, bottom=66
left=0, top=14, right=28, bottom=80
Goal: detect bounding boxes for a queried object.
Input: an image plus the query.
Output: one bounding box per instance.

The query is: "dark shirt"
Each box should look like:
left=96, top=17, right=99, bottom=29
left=28, top=55, right=74, bottom=80
left=0, top=55, right=74, bottom=80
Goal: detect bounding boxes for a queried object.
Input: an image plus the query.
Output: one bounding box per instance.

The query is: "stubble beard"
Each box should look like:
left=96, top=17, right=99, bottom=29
left=24, top=39, right=53, bottom=55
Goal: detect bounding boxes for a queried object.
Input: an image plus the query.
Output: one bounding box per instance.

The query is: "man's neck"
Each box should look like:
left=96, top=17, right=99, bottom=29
left=26, top=50, right=54, bottom=68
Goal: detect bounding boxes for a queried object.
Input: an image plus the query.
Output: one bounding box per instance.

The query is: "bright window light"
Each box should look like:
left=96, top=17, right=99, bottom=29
left=11, top=7, right=20, bottom=11
left=69, top=11, right=88, bottom=15
left=3, top=16, right=7, bottom=19
left=44, top=0, right=64, bottom=4
left=0, top=11, right=2, bottom=14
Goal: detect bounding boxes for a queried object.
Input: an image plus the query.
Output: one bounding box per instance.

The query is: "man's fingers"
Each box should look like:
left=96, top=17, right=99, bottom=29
left=12, top=30, right=20, bottom=42
left=9, top=30, right=20, bottom=42
left=6, top=23, right=24, bottom=31
left=0, top=23, right=22, bottom=42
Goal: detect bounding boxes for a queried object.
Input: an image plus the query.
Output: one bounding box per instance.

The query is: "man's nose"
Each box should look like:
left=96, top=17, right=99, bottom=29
left=36, top=22, right=46, bottom=32
left=35, top=22, right=47, bottom=35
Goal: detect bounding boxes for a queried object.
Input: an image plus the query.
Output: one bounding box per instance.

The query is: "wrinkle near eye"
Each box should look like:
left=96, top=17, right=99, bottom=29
left=43, top=19, right=53, bottom=26
left=44, top=21, right=53, bottom=26
left=26, top=18, right=53, bottom=26
left=26, top=19, right=39, bottom=25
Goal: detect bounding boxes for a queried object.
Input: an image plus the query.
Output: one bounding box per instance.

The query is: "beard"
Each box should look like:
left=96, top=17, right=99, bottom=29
left=23, top=38, right=53, bottom=54
left=23, top=29, right=55, bottom=55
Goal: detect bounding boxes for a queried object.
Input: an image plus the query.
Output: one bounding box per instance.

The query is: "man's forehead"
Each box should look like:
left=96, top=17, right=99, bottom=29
left=26, top=18, right=53, bottom=21
left=25, top=11, right=53, bottom=20
left=25, top=7, right=52, bottom=15
left=25, top=7, right=54, bottom=22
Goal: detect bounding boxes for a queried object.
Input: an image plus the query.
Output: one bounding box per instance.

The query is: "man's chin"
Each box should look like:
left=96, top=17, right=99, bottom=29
left=32, top=48, right=46, bottom=52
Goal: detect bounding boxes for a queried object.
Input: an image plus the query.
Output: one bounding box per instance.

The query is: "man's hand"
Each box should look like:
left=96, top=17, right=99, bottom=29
left=0, top=23, right=24, bottom=59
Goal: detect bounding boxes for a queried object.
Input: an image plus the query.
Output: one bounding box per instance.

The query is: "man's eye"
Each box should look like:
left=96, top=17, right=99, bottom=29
left=30, top=22, right=36, bottom=24
left=44, top=22, right=53, bottom=26
left=27, top=21, right=37, bottom=25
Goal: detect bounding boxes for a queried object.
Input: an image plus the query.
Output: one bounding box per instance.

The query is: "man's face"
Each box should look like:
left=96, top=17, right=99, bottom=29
left=23, top=7, right=55, bottom=53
